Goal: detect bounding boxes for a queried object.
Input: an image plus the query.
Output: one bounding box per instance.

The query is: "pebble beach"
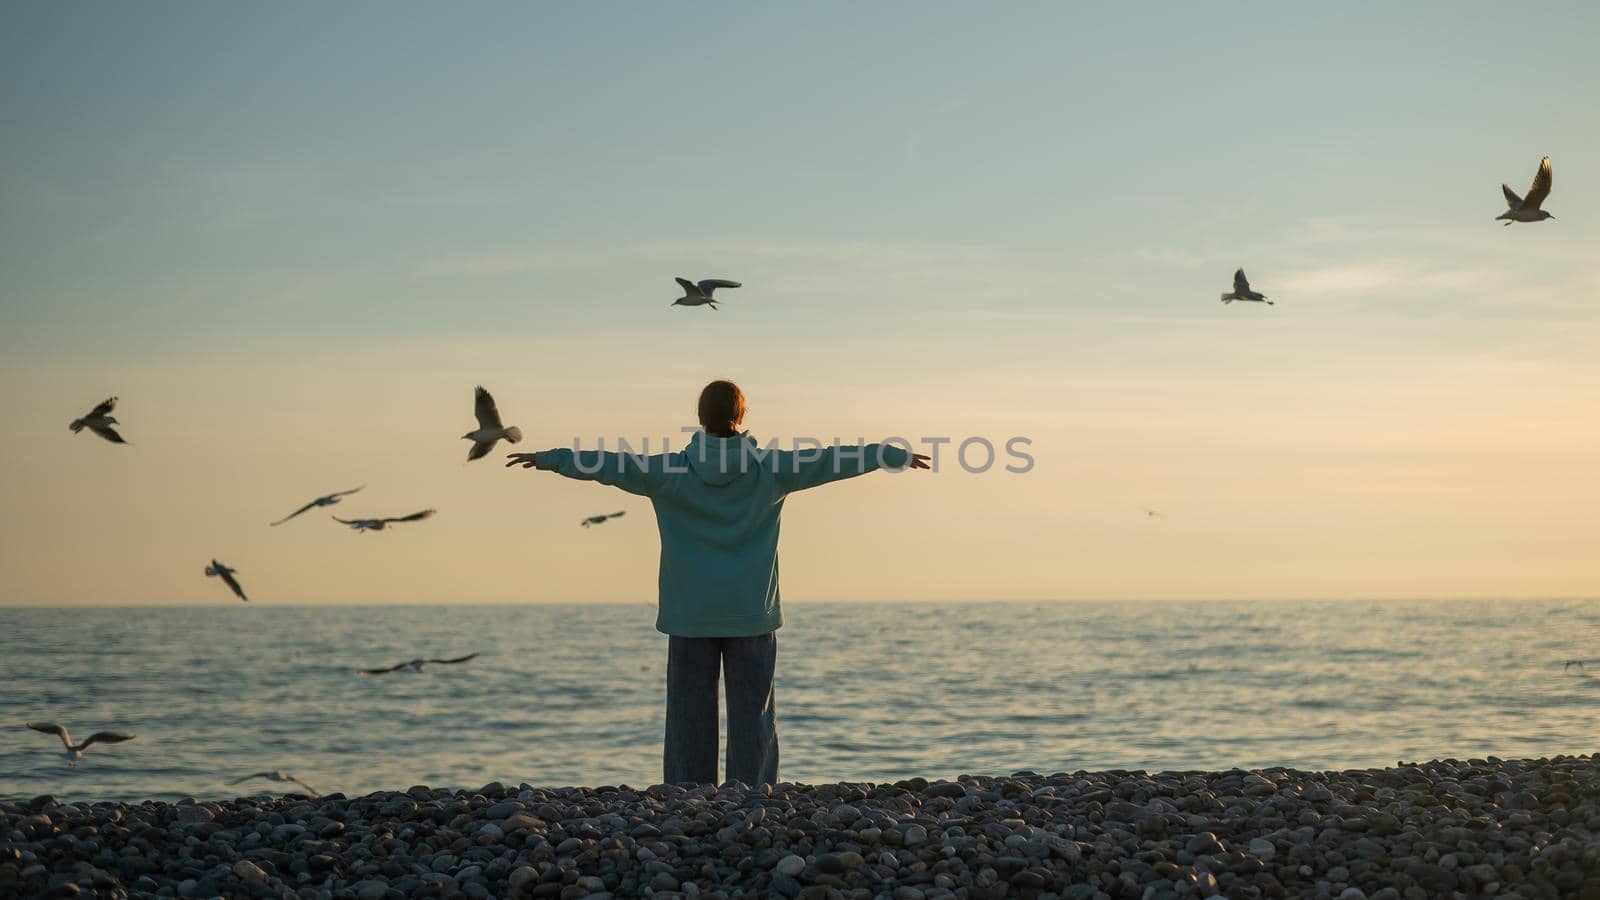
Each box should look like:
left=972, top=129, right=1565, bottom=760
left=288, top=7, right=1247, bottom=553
left=4, top=756, right=1597, bottom=900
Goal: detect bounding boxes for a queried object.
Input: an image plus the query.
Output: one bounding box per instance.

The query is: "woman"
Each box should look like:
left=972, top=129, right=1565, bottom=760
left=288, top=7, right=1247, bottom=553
left=507, top=379, right=928, bottom=785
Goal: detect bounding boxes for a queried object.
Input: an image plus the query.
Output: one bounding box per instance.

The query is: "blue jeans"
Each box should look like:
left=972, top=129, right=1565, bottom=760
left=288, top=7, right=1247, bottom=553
left=664, top=633, right=779, bottom=785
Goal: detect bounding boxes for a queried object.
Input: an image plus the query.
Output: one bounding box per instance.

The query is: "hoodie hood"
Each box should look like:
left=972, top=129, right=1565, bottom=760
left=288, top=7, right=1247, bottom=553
left=683, top=431, right=756, bottom=486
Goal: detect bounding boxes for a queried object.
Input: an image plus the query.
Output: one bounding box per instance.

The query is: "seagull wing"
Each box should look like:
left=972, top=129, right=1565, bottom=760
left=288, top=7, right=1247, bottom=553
left=27, top=722, right=72, bottom=750
left=675, top=277, right=701, bottom=297
left=425, top=653, right=480, bottom=665
left=359, top=661, right=408, bottom=675
left=1523, top=156, right=1552, bottom=209
left=88, top=422, right=127, bottom=444
left=288, top=776, right=319, bottom=796
left=88, top=397, right=118, bottom=418
left=697, top=279, right=741, bottom=296
left=217, top=568, right=248, bottom=601
left=79, top=731, right=136, bottom=749
left=467, top=440, right=495, bottom=461
left=329, top=485, right=365, bottom=499
left=1502, top=184, right=1523, bottom=209
left=226, top=772, right=275, bottom=785
left=1233, top=269, right=1251, bottom=294
left=609, top=511, right=626, bottom=519
left=270, top=498, right=322, bottom=526
left=474, top=386, right=503, bottom=430
left=385, top=509, right=436, bottom=524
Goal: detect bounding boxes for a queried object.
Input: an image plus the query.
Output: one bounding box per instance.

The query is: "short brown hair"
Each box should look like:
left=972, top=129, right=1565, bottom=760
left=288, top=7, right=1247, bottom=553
left=698, top=380, right=746, bottom=436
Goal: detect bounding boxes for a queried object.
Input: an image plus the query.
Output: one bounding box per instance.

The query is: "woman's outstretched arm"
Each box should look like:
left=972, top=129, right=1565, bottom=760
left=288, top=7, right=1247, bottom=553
left=505, top=449, right=674, bottom=497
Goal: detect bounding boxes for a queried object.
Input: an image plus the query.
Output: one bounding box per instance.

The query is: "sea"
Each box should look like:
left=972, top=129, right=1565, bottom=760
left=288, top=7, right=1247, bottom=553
left=1, top=600, right=1595, bottom=804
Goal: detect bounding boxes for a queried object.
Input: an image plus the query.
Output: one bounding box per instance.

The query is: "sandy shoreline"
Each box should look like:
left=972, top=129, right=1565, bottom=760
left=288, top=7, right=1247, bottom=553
left=3, top=756, right=1597, bottom=899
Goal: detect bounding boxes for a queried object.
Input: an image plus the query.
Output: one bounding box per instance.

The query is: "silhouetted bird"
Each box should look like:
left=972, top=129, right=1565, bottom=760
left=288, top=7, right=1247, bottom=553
left=582, top=511, right=627, bottom=528
left=27, top=722, right=136, bottom=766
left=672, top=277, right=741, bottom=310
left=1566, top=660, right=1586, bottom=671
left=1497, top=156, right=1554, bottom=225
left=463, top=386, right=522, bottom=461
left=271, top=486, right=364, bottom=526
left=1221, top=269, right=1272, bottom=305
left=228, top=770, right=319, bottom=796
left=205, top=560, right=248, bottom=602
left=359, top=653, right=479, bottom=675
left=69, top=396, right=128, bottom=444
left=333, top=509, right=436, bottom=532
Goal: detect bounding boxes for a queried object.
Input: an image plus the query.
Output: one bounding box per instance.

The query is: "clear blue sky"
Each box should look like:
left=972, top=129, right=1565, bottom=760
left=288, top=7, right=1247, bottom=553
left=4, top=2, right=1599, bottom=604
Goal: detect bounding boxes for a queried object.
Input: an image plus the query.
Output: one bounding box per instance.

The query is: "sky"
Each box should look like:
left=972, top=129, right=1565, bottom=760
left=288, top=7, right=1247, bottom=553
left=3, top=2, right=1600, bottom=605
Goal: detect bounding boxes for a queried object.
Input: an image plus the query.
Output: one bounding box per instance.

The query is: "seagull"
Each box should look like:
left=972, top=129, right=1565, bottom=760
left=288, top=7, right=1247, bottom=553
left=205, top=559, right=248, bottom=602
left=26, top=722, right=136, bottom=767
left=1220, top=269, right=1272, bottom=305
left=581, top=511, right=626, bottom=528
left=1566, top=660, right=1586, bottom=671
left=270, top=486, right=365, bottom=526
left=1497, top=156, right=1554, bottom=225
left=1143, top=509, right=1163, bottom=519
left=332, top=509, right=436, bottom=533
left=359, top=653, right=479, bottom=676
left=463, top=386, right=523, bottom=462
left=671, top=277, right=741, bottom=310
left=227, top=770, right=319, bottom=796
left=69, top=396, right=128, bottom=444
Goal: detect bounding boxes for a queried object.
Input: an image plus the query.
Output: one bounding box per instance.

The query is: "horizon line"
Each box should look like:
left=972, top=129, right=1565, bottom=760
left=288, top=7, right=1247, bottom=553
left=2, top=595, right=1595, bottom=610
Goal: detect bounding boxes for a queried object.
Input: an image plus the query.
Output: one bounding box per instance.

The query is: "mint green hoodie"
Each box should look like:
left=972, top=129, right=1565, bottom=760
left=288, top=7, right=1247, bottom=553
left=533, top=433, right=912, bottom=637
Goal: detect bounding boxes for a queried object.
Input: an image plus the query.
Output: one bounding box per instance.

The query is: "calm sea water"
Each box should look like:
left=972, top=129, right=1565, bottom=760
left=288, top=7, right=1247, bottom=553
left=1, top=601, right=1595, bottom=803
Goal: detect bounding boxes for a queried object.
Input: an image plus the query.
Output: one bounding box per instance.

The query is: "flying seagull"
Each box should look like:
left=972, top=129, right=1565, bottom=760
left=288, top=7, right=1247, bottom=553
left=359, top=653, right=480, bottom=676
left=1566, top=660, right=1586, bottom=671
left=69, top=396, right=128, bottom=444
left=1143, top=509, right=1163, bottom=519
left=463, top=386, right=523, bottom=462
left=581, top=511, right=627, bottom=528
left=26, top=722, right=136, bottom=767
left=1497, top=156, right=1554, bottom=225
left=333, top=509, right=436, bottom=533
left=672, top=277, right=741, bottom=310
left=271, top=486, right=365, bottom=526
left=227, top=770, right=319, bottom=796
left=1221, top=269, right=1272, bottom=305
left=205, top=560, right=248, bottom=601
